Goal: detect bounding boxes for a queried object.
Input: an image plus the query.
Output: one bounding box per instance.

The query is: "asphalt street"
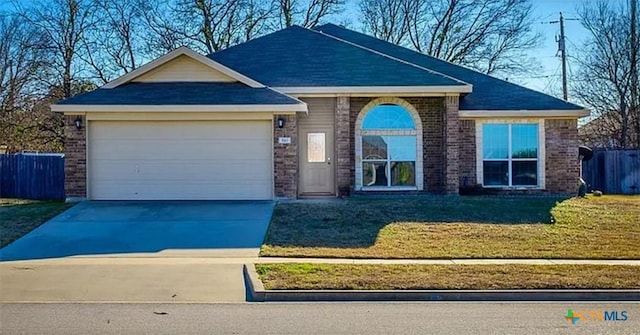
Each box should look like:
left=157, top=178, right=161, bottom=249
left=1, top=302, right=638, bottom=334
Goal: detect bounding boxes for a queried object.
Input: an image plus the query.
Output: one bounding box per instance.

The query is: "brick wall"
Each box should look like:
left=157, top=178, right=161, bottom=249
left=273, top=114, right=298, bottom=198
left=459, top=119, right=476, bottom=187
left=545, top=119, right=579, bottom=193
left=443, top=96, right=460, bottom=194
left=414, top=97, right=445, bottom=192
left=64, top=115, right=87, bottom=199
left=336, top=96, right=351, bottom=196
left=349, top=97, right=449, bottom=193
left=349, top=98, right=367, bottom=190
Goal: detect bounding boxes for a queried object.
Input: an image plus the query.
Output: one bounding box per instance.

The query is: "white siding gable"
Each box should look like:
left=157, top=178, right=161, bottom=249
left=132, top=55, right=236, bottom=83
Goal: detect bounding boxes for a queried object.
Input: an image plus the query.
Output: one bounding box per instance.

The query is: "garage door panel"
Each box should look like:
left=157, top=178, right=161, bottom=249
left=89, top=120, right=273, bottom=200
left=92, top=180, right=272, bottom=200
left=90, top=121, right=269, bottom=140
left=91, top=160, right=272, bottom=182
left=91, top=140, right=270, bottom=160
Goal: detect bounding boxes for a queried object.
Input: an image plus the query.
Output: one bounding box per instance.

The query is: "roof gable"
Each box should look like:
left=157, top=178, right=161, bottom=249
left=208, top=26, right=470, bottom=92
left=103, top=46, right=264, bottom=89
left=314, top=23, right=585, bottom=111
left=132, top=54, right=236, bottom=83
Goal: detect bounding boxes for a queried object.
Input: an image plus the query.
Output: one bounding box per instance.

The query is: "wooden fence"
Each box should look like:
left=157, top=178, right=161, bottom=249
left=582, top=150, right=640, bottom=194
left=0, top=154, right=65, bottom=200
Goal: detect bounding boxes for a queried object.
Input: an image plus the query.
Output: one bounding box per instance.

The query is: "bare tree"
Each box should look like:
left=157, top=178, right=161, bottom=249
left=0, top=13, right=68, bottom=152
left=277, top=0, right=345, bottom=28
left=137, top=0, right=188, bottom=57
left=0, top=15, right=48, bottom=112
left=359, top=0, right=540, bottom=76
left=80, top=0, right=146, bottom=84
left=359, top=0, right=408, bottom=44
left=573, top=0, right=640, bottom=149
left=14, top=0, right=95, bottom=99
left=149, top=0, right=273, bottom=54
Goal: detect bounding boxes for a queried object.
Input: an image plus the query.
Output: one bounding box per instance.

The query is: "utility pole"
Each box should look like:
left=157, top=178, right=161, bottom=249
left=559, top=12, right=568, bottom=101
left=549, top=12, right=577, bottom=101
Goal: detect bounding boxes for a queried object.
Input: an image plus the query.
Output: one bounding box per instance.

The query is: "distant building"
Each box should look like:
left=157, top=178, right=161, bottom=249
left=579, top=111, right=640, bottom=149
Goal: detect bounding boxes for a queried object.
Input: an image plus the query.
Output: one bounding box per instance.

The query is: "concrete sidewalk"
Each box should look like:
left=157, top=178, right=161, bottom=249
left=2, top=257, right=637, bottom=303
left=0, top=259, right=246, bottom=303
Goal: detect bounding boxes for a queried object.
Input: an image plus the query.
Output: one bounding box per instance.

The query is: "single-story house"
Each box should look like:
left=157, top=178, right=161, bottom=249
left=51, top=24, right=589, bottom=201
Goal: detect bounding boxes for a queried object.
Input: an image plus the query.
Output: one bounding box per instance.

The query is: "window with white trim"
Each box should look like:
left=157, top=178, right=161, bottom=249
left=360, top=104, right=417, bottom=188
left=482, top=123, right=539, bottom=187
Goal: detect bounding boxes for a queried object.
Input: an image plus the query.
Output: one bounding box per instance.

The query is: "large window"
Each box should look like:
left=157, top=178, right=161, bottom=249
left=482, top=123, right=538, bottom=187
left=360, top=104, right=417, bottom=188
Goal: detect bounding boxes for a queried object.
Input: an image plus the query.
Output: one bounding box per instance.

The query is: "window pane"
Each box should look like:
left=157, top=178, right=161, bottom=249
left=391, top=162, right=415, bottom=186
left=483, top=161, right=508, bottom=186
left=483, top=124, right=509, bottom=159
left=512, top=124, right=538, bottom=158
left=362, top=136, right=388, bottom=159
left=307, top=133, right=325, bottom=162
left=512, top=161, right=537, bottom=186
left=363, top=161, right=388, bottom=186
left=387, top=136, right=416, bottom=161
left=362, top=104, right=415, bottom=129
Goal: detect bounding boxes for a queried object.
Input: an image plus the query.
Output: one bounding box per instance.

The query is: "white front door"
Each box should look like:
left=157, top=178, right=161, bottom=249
left=299, top=127, right=335, bottom=195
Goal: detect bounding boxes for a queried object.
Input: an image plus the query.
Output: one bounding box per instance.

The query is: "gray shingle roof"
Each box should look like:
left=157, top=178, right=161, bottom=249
left=57, top=82, right=301, bottom=105
left=314, top=24, right=583, bottom=111
left=208, top=26, right=466, bottom=87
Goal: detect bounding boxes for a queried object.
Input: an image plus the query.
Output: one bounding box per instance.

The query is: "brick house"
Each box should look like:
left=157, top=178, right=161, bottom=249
left=51, top=24, right=588, bottom=201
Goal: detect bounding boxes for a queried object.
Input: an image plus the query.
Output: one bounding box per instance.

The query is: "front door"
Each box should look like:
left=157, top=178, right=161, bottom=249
left=299, top=127, right=335, bottom=195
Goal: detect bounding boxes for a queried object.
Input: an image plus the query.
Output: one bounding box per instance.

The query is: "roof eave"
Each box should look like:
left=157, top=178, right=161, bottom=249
left=459, top=109, right=590, bottom=118
left=272, top=85, right=472, bottom=96
left=50, top=103, right=308, bottom=113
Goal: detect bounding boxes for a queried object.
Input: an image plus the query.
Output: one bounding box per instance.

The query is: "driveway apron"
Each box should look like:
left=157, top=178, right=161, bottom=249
left=0, top=201, right=275, bottom=261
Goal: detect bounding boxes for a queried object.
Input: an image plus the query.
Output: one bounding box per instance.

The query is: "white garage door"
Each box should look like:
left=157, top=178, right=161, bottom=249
left=88, top=120, right=272, bottom=200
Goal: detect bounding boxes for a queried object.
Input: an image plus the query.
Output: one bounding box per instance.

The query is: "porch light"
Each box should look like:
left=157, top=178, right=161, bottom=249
left=74, top=116, right=82, bottom=130
left=277, top=117, right=285, bottom=128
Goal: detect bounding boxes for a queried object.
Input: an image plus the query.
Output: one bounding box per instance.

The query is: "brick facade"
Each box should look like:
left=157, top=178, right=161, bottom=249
left=64, top=115, right=87, bottom=199
left=349, top=97, right=456, bottom=194
left=63, top=108, right=576, bottom=201
left=416, top=98, right=445, bottom=192
left=349, top=98, right=366, bottom=190
left=458, top=119, right=476, bottom=187
left=273, top=114, right=298, bottom=198
left=335, top=96, right=351, bottom=196
left=443, top=96, right=460, bottom=194
left=457, top=118, right=579, bottom=194
left=545, top=119, right=579, bottom=193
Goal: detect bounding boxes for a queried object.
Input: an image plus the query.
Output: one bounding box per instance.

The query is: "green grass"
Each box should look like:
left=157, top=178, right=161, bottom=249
left=0, top=198, right=73, bottom=248
left=261, top=195, right=640, bottom=259
left=256, top=263, right=640, bottom=290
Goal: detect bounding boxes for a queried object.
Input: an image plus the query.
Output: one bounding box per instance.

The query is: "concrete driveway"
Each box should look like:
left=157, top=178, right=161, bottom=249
left=0, top=201, right=274, bottom=262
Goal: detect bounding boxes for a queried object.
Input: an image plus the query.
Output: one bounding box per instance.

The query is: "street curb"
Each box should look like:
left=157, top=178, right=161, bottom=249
left=243, top=264, right=640, bottom=302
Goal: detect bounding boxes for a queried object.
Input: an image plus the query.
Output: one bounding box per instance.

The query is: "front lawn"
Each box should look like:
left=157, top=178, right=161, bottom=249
left=256, top=263, right=640, bottom=290
left=261, top=195, right=640, bottom=259
left=0, top=199, right=73, bottom=248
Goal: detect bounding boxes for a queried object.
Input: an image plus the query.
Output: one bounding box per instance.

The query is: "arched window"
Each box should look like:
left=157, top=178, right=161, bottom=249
left=362, top=105, right=415, bottom=129
left=356, top=101, right=423, bottom=190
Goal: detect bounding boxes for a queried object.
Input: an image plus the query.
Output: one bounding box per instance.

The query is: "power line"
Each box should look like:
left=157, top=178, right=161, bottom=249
left=543, top=63, right=562, bottom=93
left=508, top=73, right=561, bottom=80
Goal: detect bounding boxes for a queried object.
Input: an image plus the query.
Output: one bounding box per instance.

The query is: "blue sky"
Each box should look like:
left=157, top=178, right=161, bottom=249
left=521, top=0, right=592, bottom=96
